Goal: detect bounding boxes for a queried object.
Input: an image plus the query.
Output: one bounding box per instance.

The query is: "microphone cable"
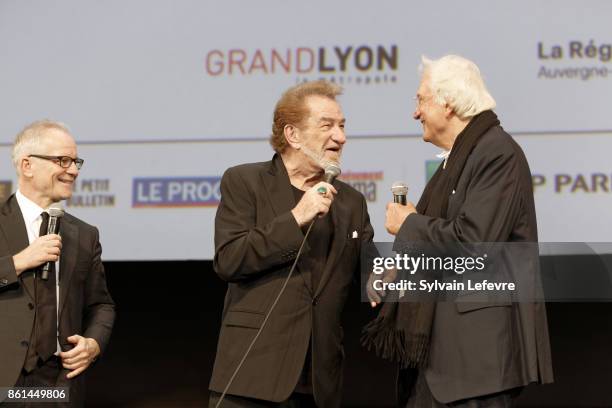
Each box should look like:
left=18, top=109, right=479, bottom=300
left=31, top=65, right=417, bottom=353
left=214, top=218, right=316, bottom=408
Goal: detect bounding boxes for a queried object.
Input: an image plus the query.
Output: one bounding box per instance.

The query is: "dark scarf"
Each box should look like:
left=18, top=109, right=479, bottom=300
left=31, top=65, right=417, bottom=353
left=361, top=110, right=500, bottom=368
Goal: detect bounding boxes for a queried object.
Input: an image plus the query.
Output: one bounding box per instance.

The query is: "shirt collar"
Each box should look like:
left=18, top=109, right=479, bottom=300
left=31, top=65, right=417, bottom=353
left=15, top=190, right=45, bottom=225
left=436, top=149, right=451, bottom=169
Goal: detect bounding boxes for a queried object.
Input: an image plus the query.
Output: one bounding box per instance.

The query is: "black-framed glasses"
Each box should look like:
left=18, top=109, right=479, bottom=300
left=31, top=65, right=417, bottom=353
left=28, top=154, right=84, bottom=170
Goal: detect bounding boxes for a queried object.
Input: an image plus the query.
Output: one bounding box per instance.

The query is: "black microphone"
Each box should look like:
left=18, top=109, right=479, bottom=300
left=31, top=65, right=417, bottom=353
left=41, top=203, right=64, bottom=281
left=391, top=181, right=408, bottom=206
left=323, top=163, right=341, bottom=184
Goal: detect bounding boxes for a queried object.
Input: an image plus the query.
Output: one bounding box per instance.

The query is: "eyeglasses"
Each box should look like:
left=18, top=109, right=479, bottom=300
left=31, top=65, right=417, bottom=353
left=414, top=94, right=434, bottom=109
left=28, top=154, right=84, bottom=170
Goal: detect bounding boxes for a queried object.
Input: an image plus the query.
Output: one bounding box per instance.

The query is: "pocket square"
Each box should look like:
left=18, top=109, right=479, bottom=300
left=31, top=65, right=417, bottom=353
left=352, top=230, right=358, bottom=239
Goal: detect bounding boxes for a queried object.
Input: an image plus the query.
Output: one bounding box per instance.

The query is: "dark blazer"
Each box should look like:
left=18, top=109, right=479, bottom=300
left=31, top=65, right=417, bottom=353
left=397, top=126, right=554, bottom=404
left=0, top=194, right=115, bottom=397
left=209, top=155, right=373, bottom=407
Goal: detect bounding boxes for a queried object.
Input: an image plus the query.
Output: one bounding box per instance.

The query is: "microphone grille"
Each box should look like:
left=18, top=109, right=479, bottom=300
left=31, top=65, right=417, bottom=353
left=391, top=181, right=408, bottom=195
left=324, top=163, right=341, bottom=180
left=47, top=202, right=65, bottom=218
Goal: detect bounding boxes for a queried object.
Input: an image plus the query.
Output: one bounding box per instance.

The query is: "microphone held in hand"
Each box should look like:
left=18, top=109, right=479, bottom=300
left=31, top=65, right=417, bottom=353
left=323, top=163, right=341, bottom=184
left=391, top=181, right=408, bottom=206
left=41, top=203, right=64, bottom=281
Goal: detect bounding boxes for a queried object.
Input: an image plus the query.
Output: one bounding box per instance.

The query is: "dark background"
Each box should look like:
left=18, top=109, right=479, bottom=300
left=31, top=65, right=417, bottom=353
left=85, top=258, right=612, bottom=408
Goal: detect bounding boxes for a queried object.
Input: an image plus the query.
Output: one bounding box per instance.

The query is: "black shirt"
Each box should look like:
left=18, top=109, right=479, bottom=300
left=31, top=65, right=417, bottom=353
left=291, top=185, right=335, bottom=394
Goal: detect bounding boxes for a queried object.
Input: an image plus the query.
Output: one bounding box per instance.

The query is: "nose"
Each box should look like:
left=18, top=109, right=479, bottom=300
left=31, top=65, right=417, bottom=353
left=333, top=125, right=346, bottom=145
left=413, top=106, right=421, bottom=121
left=66, top=161, right=79, bottom=176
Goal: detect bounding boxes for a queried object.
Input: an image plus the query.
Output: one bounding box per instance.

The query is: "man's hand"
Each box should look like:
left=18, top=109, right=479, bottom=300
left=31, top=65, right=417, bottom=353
left=12, top=235, right=62, bottom=276
left=367, top=267, right=398, bottom=307
left=291, top=182, right=337, bottom=227
left=385, top=202, right=417, bottom=235
left=60, top=335, right=100, bottom=379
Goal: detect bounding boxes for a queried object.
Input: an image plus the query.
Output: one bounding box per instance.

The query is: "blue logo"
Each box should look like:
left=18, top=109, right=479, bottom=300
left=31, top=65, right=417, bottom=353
left=132, top=177, right=221, bottom=208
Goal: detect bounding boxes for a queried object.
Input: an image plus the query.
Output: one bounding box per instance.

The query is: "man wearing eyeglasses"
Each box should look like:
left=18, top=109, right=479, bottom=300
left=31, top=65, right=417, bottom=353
left=0, top=120, right=115, bottom=407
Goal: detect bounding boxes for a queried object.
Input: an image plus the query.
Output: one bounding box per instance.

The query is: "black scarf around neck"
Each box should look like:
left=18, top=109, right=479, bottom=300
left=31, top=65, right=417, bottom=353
left=361, top=110, right=500, bottom=368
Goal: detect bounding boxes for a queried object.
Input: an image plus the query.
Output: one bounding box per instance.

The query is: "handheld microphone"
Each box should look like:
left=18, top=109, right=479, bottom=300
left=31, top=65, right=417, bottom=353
left=41, top=203, right=64, bottom=281
left=391, top=182, right=408, bottom=206
left=323, top=163, right=341, bottom=184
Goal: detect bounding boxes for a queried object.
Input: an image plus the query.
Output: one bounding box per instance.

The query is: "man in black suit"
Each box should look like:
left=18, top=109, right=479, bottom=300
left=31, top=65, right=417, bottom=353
left=379, top=55, right=554, bottom=407
left=209, top=80, right=374, bottom=407
left=0, top=120, right=115, bottom=407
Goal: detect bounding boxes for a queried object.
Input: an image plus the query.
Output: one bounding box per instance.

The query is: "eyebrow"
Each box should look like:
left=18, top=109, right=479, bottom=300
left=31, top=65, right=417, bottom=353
left=319, top=116, right=346, bottom=124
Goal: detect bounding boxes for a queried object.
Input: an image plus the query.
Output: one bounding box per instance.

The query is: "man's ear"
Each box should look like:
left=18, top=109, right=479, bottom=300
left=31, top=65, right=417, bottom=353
left=20, top=157, right=34, bottom=178
left=444, top=103, right=454, bottom=119
left=284, top=124, right=301, bottom=150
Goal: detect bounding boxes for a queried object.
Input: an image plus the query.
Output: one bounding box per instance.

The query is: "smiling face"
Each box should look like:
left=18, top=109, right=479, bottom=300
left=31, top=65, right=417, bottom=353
left=21, top=129, right=79, bottom=208
left=413, top=75, right=450, bottom=148
left=297, top=95, right=346, bottom=169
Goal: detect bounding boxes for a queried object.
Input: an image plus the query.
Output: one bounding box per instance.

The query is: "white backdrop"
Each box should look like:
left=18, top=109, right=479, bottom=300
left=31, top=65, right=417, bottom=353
left=1, top=0, right=611, bottom=260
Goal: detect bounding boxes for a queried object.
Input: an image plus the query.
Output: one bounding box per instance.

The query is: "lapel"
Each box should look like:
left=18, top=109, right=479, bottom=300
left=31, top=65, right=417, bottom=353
left=0, top=195, right=35, bottom=300
left=261, top=155, right=314, bottom=294
left=261, top=154, right=296, bottom=216
left=58, top=216, right=78, bottom=319
left=314, top=181, right=348, bottom=298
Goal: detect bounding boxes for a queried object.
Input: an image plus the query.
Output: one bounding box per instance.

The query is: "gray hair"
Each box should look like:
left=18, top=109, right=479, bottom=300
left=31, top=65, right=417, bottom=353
left=12, top=119, right=71, bottom=174
left=420, top=55, right=496, bottom=120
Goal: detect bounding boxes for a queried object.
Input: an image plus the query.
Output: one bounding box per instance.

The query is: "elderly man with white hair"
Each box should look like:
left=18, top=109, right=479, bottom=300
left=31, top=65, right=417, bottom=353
left=364, top=55, right=553, bottom=407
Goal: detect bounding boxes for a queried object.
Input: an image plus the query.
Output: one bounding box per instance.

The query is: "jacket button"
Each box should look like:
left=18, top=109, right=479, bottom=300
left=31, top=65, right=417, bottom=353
left=312, top=297, right=318, bottom=306
left=28, top=303, right=34, bottom=310
left=20, top=340, right=28, bottom=347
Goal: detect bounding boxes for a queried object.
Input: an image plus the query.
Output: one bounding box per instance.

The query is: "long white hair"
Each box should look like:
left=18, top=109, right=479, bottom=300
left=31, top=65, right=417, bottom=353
left=420, top=55, right=496, bottom=120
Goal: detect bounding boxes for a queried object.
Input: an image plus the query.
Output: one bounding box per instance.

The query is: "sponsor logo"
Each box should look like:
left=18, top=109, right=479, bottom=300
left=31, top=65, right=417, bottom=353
left=205, top=44, right=398, bottom=85
left=338, top=171, right=383, bottom=202
left=537, top=40, right=612, bottom=81
left=533, top=172, right=612, bottom=193
left=425, top=160, right=443, bottom=182
left=66, top=179, right=116, bottom=208
left=132, top=177, right=222, bottom=207
left=0, top=181, right=12, bottom=202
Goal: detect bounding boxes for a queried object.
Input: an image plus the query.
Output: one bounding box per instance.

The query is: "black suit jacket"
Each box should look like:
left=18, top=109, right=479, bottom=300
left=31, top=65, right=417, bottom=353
left=209, top=155, right=374, bottom=407
left=0, top=194, right=115, bottom=395
left=397, top=126, right=554, bottom=403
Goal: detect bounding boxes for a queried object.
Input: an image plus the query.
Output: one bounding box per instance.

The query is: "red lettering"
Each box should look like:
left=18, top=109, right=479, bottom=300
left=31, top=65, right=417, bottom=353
left=228, top=49, right=247, bottom=75
left=205, top=50, right=224, bottom=76
left=297, top=48, right=314, bottom=73
left=248, top=50, right=268, bottom=74
left=271, top=49, right=291, bottom=73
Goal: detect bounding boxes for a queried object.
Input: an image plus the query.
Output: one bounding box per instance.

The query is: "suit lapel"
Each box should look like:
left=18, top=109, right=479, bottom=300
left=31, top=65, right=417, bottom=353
left=314, top=181, right=348, bottom=298
left=58, top=217, right=78, bottom=319
left=261, top=155, right=314, bottom=295
left=261, top=154, right=296, bottom=216
left=0, top=195, right=35, bottom=300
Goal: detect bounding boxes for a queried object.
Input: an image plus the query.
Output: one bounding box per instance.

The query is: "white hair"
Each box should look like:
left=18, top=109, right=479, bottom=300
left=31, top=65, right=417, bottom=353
left=12, top=119, right=71, bottom=175
left=420, top=55, right=496, bottom=120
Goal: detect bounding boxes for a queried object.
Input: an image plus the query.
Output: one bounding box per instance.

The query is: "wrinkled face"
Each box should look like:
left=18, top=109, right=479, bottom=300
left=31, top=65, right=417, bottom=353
left=297, top=95, right=346, bottom=168
left=413, top=75, right=449, bottom=147
left=23, top=129, right=79, bottom=207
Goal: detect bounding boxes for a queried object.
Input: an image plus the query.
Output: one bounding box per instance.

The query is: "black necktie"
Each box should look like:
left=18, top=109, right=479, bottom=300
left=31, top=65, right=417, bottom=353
left=35, top=211, right=58, bottom=362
